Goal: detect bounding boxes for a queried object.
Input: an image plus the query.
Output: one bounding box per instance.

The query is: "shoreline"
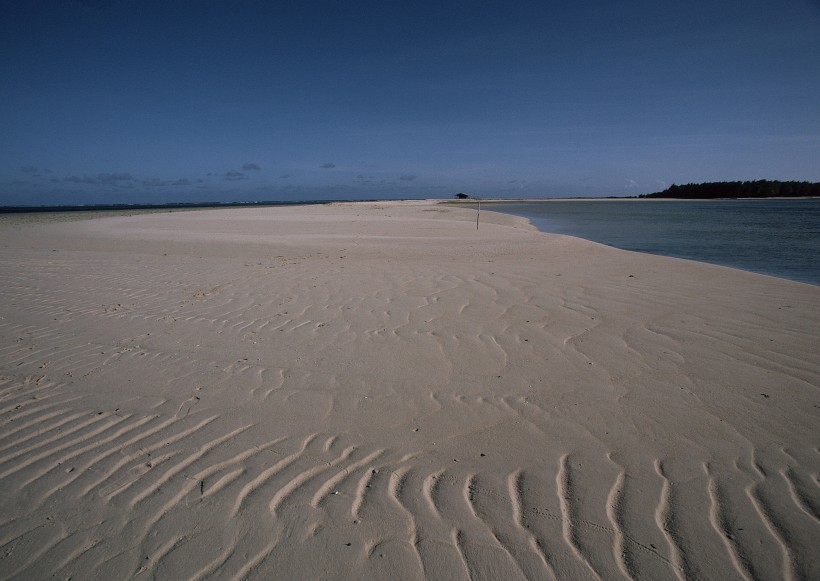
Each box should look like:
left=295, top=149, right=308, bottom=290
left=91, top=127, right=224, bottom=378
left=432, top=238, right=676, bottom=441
left=1, top=201, right=817, bottom=579
left=470, top=199, right=820, bottom=287
left=443, top=195, right=820, bottom=203
left=2, top=199, right=816, bottom=286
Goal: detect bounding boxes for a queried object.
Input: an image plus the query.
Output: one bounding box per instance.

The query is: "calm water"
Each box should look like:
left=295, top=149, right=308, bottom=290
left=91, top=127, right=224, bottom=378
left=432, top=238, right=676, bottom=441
left=487, top=199, right=820, bottom=286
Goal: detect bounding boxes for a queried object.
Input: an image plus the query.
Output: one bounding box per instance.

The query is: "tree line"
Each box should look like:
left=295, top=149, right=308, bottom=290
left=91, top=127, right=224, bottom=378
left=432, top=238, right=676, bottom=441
left=641, top=180, right=820, bottom=199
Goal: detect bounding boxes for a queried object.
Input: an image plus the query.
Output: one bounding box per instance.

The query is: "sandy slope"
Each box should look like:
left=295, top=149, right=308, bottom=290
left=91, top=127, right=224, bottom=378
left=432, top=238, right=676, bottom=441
left=0, top=201, right=817, bottom=580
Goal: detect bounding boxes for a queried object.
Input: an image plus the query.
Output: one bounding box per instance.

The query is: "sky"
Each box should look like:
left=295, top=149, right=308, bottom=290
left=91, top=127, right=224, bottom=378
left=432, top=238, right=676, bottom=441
left=2, top=0, right=819, bottom=205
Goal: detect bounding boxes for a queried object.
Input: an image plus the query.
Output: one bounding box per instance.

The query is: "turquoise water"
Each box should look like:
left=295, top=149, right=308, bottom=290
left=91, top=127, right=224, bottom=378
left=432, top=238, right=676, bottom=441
left=487, top=199, right=820, bottom=286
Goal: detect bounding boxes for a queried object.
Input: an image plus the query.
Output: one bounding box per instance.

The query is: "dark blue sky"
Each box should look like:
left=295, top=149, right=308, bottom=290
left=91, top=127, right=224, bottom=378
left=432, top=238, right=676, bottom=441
left=2, top=0, right=819, bottom=205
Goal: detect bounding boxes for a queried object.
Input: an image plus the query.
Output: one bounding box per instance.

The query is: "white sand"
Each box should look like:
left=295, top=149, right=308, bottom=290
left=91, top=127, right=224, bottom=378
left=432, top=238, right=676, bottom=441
left=0, top=201, right=817, bottom=580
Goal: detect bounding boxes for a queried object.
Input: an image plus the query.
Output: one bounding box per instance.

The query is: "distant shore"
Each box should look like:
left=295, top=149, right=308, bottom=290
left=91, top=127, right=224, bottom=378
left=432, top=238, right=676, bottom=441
left=443, top=195, right=820, bottom=203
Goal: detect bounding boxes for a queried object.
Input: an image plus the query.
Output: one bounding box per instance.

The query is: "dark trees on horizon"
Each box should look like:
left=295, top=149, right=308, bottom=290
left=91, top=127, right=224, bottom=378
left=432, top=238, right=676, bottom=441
left=642, top=180, right=820, bottom=199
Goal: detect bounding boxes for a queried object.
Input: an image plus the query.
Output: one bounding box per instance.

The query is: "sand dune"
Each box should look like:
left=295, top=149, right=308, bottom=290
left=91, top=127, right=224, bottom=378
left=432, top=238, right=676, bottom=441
left=0, top=201, right=817, bottom=580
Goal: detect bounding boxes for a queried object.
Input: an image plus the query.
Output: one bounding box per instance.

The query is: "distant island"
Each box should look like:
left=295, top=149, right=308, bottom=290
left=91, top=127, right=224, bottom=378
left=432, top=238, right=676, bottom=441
left=641, top=180, right=820, bottom=199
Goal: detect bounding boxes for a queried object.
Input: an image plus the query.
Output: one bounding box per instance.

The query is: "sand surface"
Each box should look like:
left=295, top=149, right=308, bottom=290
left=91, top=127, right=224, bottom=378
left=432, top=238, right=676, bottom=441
left=0, top=201, right=817, bottom=580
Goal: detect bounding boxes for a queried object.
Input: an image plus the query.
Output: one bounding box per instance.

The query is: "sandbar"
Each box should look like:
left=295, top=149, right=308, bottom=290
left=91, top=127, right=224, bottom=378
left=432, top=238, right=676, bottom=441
left=0, top=201, right=817, bottom=579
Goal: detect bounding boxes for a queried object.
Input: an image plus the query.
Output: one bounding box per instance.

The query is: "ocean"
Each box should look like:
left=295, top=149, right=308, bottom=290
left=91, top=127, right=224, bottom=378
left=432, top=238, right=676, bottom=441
left=486, top=198, right=820, bottom=286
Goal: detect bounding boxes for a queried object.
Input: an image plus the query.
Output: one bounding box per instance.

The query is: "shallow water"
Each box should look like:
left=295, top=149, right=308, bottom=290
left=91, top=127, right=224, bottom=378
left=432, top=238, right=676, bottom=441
left=487, top=199, right=820, bottom=285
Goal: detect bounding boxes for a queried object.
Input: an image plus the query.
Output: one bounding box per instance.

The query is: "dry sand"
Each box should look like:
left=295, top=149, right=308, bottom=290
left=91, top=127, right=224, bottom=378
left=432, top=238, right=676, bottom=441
left=0, top=201, right=817, bottom=580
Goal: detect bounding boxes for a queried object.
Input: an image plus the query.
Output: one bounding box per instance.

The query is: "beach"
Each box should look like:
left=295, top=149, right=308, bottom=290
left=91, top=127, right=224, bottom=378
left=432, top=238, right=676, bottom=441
left=0, top=201, right=817, bottom=579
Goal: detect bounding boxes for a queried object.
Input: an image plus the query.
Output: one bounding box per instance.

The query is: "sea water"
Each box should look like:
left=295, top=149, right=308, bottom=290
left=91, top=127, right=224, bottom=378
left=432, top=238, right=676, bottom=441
left=487, top=199, right=820, bottom=286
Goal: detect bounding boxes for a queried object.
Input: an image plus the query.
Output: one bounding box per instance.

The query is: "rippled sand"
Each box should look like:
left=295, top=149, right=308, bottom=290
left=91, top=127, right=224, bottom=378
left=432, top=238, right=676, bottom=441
left=0, top=201, right=817, bottom=579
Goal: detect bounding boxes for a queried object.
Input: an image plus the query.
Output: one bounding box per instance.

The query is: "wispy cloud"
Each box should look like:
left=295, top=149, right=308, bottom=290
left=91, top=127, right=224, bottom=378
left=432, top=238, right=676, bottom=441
left=320, top=163, right=336, bottom=169
left=242, top=163, right=261, bottom=171
left=139, top=177, right=196, bottom=187
left=399, top=174, right=417, bottom=181
left=63, top=172, right=134, bottom=185
left=224, top=170, right=247, bottom=181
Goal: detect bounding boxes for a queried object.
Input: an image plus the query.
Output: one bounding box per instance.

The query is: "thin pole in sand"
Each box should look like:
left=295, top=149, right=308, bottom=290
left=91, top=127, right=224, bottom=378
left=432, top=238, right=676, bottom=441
left=476, top=197, right=480, bottom=230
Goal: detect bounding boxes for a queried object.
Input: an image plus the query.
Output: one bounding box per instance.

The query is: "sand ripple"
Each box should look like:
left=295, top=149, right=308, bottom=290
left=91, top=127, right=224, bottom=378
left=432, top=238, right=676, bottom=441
left=1, top=204, right=818, bottom=579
